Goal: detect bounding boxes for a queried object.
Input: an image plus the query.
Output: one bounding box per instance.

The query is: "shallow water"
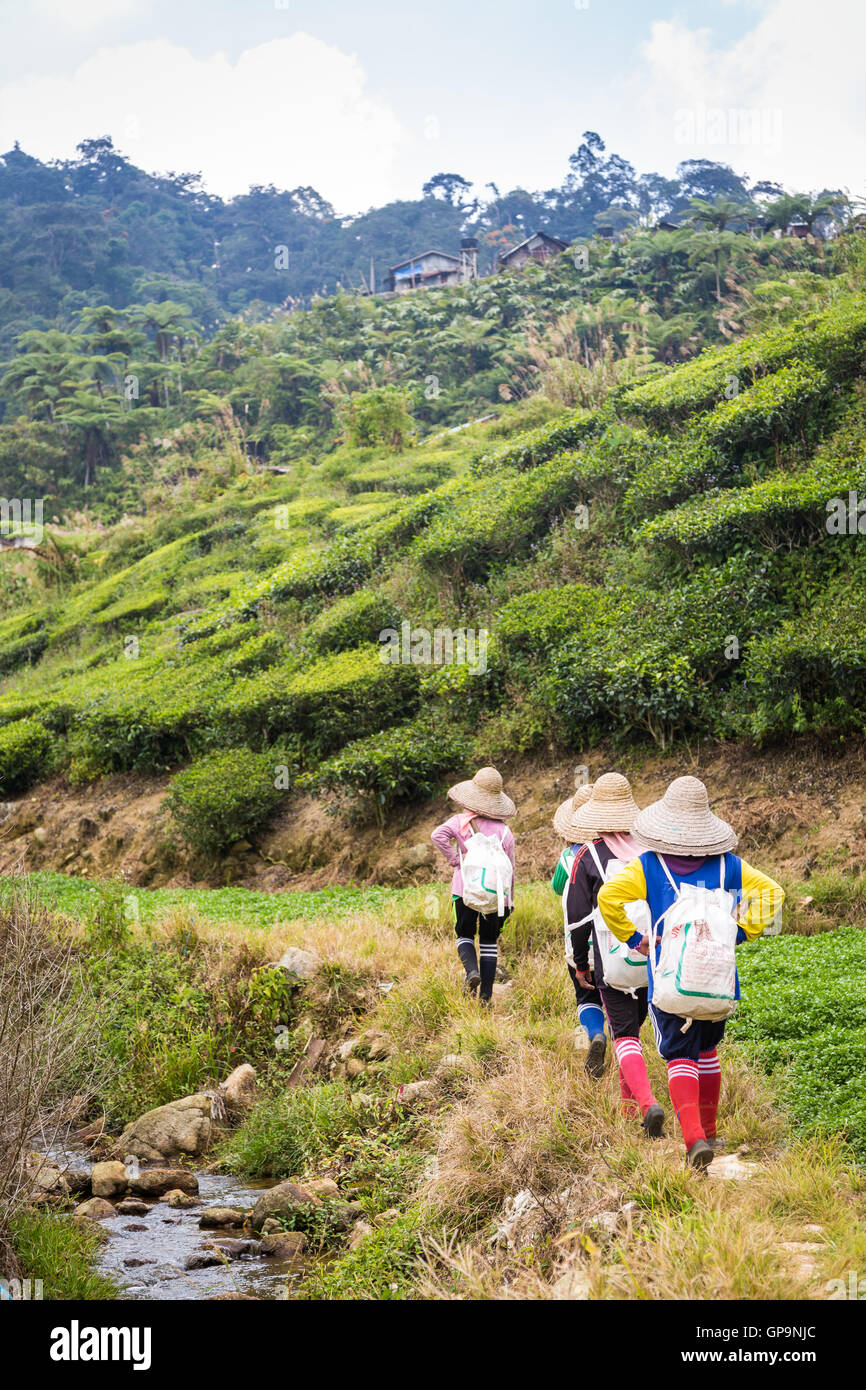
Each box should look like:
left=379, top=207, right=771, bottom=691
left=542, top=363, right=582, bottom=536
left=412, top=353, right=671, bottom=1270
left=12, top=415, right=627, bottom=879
left=52, top=1143, right=302, bottom=1301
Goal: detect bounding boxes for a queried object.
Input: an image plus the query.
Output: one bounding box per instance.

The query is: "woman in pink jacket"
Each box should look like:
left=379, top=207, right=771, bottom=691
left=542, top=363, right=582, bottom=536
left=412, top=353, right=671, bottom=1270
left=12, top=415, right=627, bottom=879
left=431, top=766, right=516, bottom=1004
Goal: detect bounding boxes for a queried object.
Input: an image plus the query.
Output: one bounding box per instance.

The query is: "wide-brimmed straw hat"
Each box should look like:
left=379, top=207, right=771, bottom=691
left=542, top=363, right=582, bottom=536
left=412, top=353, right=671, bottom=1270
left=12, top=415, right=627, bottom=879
left=632, top=775, right=737, bottom=856
left=448, top=766, right=516, bottom=820
left=568, top=772, right=642, bottom=836
left=553, top=779, right=594, bottom=840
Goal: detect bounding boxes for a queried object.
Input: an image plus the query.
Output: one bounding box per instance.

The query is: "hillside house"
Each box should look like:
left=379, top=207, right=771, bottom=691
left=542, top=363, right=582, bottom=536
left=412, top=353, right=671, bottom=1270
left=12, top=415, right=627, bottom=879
left=385, top=249, right=461, bottom=293
left=497, top=230, right=569, bottom=270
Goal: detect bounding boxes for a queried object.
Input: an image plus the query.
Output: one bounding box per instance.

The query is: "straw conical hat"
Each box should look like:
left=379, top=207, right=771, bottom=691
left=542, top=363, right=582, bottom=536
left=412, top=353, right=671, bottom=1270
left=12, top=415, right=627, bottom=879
left=448, top=766, right=515, bottom=820
left=632, top=775, right=737, bottom=856
left=569, top=772, right=641, bottom=836
left=553, top=779, right=594, bottom=840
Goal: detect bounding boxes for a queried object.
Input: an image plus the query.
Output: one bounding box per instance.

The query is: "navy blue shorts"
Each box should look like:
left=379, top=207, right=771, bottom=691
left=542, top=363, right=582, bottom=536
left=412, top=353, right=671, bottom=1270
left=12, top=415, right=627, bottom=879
left=648, top=1003, right=726, bottom=1062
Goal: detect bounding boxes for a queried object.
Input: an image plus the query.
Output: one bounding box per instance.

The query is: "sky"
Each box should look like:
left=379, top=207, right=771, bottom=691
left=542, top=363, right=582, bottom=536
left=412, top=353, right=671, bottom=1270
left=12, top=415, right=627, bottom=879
left=0, top=0, right=863, bottom=215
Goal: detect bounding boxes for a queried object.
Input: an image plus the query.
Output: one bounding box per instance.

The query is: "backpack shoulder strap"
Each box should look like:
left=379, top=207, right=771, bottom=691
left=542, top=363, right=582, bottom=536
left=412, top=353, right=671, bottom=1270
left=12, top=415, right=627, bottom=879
left=585, top=839, right=607, bottom=881
left=656, top=852, right=681, bottom=896
left=719, top=853, right=725, bottom=889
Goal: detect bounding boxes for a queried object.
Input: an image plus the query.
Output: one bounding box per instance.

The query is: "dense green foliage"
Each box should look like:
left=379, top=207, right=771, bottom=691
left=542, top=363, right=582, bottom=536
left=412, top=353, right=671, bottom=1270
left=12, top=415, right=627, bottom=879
left=0, top=134, right=844, bottom=518
left=165, top=747, right=287, bottom=857
left=734, top=928, right=866, bottom=1159
left=1, top=225, right=865, bottom=823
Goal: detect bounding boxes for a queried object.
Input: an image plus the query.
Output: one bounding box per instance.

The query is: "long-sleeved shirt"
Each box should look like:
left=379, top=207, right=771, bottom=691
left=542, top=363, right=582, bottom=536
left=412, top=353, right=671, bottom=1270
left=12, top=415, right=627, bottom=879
left=563, top=835, right=645, bottom=979
left=551, top=845, right=577, bottom=897
left=597, top=851, right=785, bottom=1003
left=431, top=812, right=516, bottom=906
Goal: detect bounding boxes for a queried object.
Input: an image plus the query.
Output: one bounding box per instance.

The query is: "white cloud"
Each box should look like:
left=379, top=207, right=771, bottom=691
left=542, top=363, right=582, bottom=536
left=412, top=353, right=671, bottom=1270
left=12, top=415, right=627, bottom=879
left=619, top=0, right=866, bottom=191
left=0, top=34, right=406, bottom=211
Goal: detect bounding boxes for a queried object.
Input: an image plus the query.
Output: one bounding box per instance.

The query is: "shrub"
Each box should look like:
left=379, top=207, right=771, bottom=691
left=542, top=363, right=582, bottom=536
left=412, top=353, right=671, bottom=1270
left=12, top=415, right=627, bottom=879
left=165, top=746, right=287, bottom=856
left=91, top=587, right=168, bottom=627
left=743, top=586, right=866, bottom=738
left=299, top=717, right=472, bottom=823
left=623, top=436, right=734, bottom=520
left=636, top=450, right=866, bottom=559
left=217, top=645, right=420, bottom=760
left=549, top=561, right=776, bottom=747
left=340, top=386, right=415, bottom=450
left=0, top=718, right=53, bottom=793
left=413, top=452, right=581, bottom=579
left=698, top=362, right=830, bottom=456
left=305, top=589, right=400, bottom=654
left=496, top=583, right=605, bottom=653
left=473, top=407, right=597, bottom=471
left=621, top=295, right=866, bottom=427
left=0, top=611, right=49, bottom=676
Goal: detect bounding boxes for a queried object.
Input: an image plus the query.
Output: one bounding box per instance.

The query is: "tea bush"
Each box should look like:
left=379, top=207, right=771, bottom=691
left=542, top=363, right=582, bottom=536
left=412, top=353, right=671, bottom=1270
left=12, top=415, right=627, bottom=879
left=165, top=746, right=287, bottom=856
left=0, top=717, right=53, bottom=793
left=299, top=717, right=471, bottom=822
left=305, top=589, right=400, bottom=654
left=734, top=928, right=866, bottom=1158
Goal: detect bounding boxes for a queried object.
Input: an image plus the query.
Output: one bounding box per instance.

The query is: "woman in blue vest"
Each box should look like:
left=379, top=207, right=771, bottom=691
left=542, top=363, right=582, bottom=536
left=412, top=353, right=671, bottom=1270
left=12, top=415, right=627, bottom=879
left=598, top=776, right=784, bottom=1169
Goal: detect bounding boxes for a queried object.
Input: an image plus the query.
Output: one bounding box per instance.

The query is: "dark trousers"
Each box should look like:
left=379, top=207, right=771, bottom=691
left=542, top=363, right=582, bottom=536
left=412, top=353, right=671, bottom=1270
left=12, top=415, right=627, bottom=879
left=453, top=898, right=509, bottom=1000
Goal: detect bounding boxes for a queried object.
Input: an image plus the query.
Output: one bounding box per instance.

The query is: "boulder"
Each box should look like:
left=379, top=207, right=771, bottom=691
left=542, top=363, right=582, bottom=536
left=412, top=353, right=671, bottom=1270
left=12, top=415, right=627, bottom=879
left=185, top=1251, right=224, bottom=1270
left=274, top=947, right=321, bottom=980
left=204, top=1238, right=262, bottom=1259
left=116, top=1198, right=150, bottom=1216
left=436, top=1053, right=474, bottom=1078
left=165, top=1189, right=199, bottom=1209
left=345, top=1058, right=366, bottom=1079
left=73, top=1197, right=116, bottom=1222
left=119, top=1094, right=214, bottom=1162
left=91, top=1161, right=128, bottom=1199
left=366, top=1035, right=391, bottom=1061
left=221, top=1063, right=257, bottom=1115
left=65, top=1170, right=91, bottom=1197
left=375, top=1208, right=401, bottom=1225
left=398, top=842, right=434, bottom=870
left=260, top=1231, right=307, bottom=1259
left=130, top=1168, right=199, bottom=1198
left=398, top=1079, right=436, bottom=1106
left=347, top=1220, right=374, bottom=1251
left=199, top=1206, right=248, bottom=1228
left=549, top=1262, right=591, bottom=1300
left=304, top=1178, right=340, bottom=1199
left=249, top=1181, right=321, bottom=1231
left=27, top=1153, right=69, bottom=1198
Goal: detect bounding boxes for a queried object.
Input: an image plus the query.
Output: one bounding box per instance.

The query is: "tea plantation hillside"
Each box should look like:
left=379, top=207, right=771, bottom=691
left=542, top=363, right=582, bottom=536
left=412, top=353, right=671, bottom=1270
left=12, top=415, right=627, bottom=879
left=2, top=234, right=865, bottom=862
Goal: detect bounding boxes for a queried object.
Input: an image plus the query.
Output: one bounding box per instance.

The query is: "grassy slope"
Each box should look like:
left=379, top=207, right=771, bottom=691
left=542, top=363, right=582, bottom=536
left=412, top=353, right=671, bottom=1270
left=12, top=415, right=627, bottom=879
left=15, top=870, right=865, bottom=1301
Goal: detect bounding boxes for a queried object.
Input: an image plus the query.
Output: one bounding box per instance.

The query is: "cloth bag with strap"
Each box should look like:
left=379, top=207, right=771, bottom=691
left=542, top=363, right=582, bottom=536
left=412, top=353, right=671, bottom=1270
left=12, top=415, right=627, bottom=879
left=649, top=853, right=739, bottom=1024
left=459, top=819, right=512, bottom=916
left=581, top=841, right=650, bottom=995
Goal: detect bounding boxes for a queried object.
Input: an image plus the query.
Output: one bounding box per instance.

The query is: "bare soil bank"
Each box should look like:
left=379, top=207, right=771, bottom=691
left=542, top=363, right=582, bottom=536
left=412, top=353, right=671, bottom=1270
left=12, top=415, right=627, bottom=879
left=2, top=737, right=865, bottom=892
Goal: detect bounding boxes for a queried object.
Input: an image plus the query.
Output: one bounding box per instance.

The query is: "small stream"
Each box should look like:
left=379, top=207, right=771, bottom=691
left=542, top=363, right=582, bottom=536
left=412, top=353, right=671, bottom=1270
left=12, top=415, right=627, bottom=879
left=52, top=1143, right=305, bottom=1301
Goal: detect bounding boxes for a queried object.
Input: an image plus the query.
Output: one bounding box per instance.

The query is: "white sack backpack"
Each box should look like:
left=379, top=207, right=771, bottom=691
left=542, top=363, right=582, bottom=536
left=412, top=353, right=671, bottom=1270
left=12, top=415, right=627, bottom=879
left=460, top=825, right=513, bottom=916
left=649, top=854, right=739, bottom=1024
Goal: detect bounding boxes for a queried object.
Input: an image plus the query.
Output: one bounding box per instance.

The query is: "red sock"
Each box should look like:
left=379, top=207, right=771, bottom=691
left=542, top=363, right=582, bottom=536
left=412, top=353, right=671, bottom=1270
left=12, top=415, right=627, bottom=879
left=618, top=1068, right=639, bottom=1118
left=667, top=1060, right=705, bottom=1149
left=698, top=1050, right=722, bottom=1139
left=614, top=1037, right=656, bottom=1116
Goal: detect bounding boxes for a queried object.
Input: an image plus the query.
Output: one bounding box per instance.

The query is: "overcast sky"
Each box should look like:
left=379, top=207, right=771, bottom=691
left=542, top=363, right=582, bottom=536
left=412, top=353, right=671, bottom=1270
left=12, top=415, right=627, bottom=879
left=0, top=0, right=863, bottom=213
